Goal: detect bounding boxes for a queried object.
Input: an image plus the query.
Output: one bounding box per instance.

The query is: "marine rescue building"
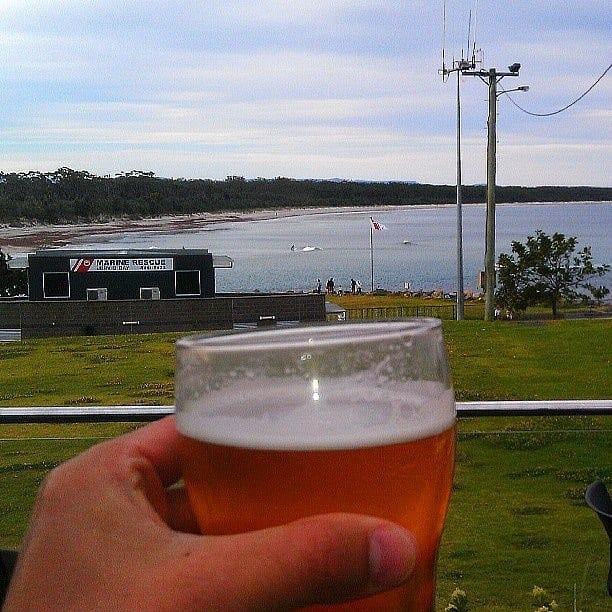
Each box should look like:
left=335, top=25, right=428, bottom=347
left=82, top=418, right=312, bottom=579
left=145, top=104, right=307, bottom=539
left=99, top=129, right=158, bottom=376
left=0, top=248, right=326, bottom=337
left=26, top=248, right=225, bottom=301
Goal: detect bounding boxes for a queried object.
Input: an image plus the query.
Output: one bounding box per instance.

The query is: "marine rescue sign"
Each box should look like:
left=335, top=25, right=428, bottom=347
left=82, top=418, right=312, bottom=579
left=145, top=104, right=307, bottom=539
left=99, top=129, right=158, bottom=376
left=70, top=258, right=174, bottom=272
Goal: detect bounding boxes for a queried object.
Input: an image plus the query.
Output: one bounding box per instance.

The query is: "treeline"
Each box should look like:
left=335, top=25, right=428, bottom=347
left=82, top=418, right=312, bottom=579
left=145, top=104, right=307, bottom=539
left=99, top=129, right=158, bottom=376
left=1, top=168, right=610, bottom=225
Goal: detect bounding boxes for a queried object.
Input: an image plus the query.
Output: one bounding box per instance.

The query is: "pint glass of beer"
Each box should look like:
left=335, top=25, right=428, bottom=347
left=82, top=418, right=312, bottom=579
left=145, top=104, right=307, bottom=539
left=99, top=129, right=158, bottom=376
left=175, top=319, right=455, bottom=611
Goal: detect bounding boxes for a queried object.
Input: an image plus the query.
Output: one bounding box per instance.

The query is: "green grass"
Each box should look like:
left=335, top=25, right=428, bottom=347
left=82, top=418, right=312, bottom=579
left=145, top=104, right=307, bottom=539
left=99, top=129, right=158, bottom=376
left=443, top=319, right=612, bottom=401
left=0, top=319, right=610, bottom=609
left=1, top=319, right=609, bottom=406
left=436, top=416, right=611, bottom=611
left=0, top=423, right=138, bottom=545
left=0, top=333, right=180, bottom=406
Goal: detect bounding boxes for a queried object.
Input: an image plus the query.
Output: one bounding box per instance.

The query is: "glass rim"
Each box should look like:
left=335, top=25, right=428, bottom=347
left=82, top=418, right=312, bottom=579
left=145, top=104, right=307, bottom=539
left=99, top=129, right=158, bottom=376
left=176, top=318, right=441, bottom=353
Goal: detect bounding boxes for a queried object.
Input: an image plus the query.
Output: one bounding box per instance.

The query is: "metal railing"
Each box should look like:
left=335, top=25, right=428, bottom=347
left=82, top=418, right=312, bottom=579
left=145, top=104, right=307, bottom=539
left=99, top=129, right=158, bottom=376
left=1, top=400, right=610, bottom=424
left=345, top=305, right=457, bottom=320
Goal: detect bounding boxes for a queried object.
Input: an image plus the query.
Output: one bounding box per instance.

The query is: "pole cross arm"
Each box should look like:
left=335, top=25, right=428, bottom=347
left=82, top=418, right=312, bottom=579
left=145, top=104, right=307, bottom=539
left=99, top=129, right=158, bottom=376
left=462, top=69, right=521, bottom=78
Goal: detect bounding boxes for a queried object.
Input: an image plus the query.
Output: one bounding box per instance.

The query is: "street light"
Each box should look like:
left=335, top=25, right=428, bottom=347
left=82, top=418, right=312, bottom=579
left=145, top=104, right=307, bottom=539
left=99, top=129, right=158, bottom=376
left=501, top=85, right=530, bottom=95
left=461, top=64, right=529, bottom=321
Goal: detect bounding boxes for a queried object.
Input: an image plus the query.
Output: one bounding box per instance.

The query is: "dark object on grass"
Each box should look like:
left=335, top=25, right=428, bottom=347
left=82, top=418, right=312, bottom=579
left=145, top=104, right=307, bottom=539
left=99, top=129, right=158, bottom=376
left=0, top=548, right=19, bottom=606
left=585, top=480, right=612, bottom=596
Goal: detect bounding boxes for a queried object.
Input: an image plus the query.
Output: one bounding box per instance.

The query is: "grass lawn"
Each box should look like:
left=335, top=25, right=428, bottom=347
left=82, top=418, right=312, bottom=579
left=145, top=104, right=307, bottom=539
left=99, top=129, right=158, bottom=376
left=438, top=416, right=611, bottom=610
left=0, top=333, right=179, bottom=407
left=0, top=318, right=610, bottom=609
left=443, top=319, right=612, bottom=401
left=1, top=319, right=609, bottom=406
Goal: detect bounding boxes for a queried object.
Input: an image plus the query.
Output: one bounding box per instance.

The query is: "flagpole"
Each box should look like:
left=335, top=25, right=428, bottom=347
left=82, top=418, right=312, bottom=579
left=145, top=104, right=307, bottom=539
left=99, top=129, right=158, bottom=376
left=370, top=224, right=374, bottom=292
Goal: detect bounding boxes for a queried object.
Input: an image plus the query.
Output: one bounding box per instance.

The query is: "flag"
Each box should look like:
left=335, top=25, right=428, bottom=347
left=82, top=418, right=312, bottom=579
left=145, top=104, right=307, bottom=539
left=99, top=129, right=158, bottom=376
left=370, top=216, right=386, bottom=231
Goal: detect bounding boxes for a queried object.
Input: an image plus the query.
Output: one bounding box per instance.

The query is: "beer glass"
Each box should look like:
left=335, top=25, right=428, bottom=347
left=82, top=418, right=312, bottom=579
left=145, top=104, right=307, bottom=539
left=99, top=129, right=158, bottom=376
left=175, top=319, right=455, bottom=611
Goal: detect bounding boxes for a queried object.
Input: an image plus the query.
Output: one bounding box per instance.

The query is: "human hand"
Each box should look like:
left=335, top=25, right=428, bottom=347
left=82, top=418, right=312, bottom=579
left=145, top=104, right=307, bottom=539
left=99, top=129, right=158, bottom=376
left=4, top=416, right=416, bottom=611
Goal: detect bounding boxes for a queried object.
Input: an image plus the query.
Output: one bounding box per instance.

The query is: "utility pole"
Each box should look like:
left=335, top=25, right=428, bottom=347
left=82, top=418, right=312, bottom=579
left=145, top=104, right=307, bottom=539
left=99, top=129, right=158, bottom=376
left=484, top=67, right=498, bottom=322
left=462, top=62, right=526, bottom=321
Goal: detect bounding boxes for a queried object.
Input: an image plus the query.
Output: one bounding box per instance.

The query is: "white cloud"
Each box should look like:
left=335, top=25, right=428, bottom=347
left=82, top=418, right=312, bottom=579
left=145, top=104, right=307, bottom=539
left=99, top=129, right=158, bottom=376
left=0, top=0, right=609, bottom=185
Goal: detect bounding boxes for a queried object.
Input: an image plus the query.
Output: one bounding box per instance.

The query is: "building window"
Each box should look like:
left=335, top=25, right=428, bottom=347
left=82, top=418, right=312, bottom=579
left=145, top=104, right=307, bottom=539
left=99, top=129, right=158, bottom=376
left=175, top=270, right=200, bottom=296
left=43, top=272, right=70, bottom=298
left=140, top=287, right=161, bottom=300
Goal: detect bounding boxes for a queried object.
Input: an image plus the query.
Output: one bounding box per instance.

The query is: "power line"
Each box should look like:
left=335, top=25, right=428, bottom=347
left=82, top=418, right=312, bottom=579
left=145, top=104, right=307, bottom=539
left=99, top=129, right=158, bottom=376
left=500, top=62, right=611, bottom=117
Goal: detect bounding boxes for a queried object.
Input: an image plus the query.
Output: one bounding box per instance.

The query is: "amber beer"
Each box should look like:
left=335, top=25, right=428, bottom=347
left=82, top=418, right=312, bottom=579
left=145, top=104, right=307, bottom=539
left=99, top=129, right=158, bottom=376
left=175, top=321, right=456, bottom=611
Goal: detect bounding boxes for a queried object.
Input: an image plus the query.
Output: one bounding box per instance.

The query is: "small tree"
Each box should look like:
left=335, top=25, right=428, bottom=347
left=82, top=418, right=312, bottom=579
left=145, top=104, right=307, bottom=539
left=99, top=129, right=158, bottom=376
left=495, top=251, right=531, bottom=315
left=496, top=230, right=609, bottom=318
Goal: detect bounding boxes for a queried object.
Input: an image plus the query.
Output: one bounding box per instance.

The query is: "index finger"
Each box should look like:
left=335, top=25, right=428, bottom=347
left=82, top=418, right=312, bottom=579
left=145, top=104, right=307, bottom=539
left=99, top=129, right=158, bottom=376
left=119, top=415, right=184, bottom=487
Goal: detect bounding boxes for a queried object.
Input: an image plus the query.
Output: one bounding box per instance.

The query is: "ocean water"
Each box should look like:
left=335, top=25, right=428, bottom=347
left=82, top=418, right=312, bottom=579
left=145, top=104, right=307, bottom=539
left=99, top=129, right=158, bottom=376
left=71, top=202, right=611, bottom=294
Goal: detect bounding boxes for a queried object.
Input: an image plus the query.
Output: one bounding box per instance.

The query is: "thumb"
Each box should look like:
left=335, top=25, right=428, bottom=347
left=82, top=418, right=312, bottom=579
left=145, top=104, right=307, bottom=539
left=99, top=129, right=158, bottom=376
left=186, top=513, right=417, bottom=610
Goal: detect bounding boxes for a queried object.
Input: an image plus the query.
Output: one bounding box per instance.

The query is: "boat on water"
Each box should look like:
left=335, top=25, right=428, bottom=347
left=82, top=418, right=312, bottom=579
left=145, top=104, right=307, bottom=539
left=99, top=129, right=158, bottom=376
left=290, top=244, right=320, bottom=251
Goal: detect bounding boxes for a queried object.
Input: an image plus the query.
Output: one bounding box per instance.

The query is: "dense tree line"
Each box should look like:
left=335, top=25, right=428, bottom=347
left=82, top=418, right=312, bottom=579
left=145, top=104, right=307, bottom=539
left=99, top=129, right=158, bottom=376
left=0, top=168, right=610, bottom=225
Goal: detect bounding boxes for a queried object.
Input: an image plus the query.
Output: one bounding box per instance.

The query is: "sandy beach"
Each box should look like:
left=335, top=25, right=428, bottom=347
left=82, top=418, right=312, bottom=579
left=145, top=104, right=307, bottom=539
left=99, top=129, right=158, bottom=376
left=1, top=211, right=270, bottom=254
left=0, top=207, right=339, bottom=254
left=0, top=205, right=415, bottom=254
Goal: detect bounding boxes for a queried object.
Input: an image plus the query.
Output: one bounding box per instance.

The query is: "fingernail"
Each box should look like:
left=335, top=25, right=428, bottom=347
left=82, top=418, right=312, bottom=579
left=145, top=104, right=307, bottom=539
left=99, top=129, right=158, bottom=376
left=368, top=525, right=416, bottom=588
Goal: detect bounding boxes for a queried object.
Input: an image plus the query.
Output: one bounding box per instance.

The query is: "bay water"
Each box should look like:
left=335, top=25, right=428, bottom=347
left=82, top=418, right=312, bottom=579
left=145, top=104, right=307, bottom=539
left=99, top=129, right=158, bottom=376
left=71, top=202, right=611, bottom=294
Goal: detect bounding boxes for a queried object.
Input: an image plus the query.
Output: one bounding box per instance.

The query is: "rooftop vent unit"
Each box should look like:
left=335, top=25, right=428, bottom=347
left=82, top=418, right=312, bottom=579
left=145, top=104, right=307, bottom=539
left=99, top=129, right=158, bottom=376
left=86, top=288, right=108, bottom=301
left=140, top=287, right=161, bottom=300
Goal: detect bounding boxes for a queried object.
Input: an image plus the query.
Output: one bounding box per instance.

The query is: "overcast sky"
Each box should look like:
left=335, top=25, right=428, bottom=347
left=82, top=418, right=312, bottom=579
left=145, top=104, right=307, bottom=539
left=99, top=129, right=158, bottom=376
left=1, top=1, right=610, bottom=186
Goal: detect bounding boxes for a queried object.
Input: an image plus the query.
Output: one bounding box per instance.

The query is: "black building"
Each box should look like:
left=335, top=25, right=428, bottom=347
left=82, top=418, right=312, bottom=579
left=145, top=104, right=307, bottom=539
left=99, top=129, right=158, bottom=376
left=26, top=248, right=230, bottom=301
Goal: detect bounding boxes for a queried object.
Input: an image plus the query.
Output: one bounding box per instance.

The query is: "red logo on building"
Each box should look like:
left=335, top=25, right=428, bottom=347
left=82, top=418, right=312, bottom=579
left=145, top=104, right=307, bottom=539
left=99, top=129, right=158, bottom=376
left=71, top=259, right=93, bottom=273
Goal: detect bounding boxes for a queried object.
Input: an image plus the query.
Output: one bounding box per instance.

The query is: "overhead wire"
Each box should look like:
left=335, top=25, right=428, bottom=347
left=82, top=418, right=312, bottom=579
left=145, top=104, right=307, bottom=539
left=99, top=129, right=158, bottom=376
left=500, top=62, right=612, bottom=117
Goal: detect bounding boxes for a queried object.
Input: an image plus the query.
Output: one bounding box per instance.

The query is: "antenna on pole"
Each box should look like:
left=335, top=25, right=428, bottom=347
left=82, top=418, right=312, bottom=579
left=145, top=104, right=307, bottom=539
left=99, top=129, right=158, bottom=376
left=466, top=9, right=472, bottom=63
left=441, top=0, right=447, bottom=78
left=471, top=0, right=479, bottom=68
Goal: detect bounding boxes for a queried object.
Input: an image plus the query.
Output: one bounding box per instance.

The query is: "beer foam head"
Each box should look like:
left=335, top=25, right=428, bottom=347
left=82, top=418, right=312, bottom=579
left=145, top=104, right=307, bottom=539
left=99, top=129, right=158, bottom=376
left=177, top=380, right=454, bottom=450
left=175, top=320, right=455, bottom=450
